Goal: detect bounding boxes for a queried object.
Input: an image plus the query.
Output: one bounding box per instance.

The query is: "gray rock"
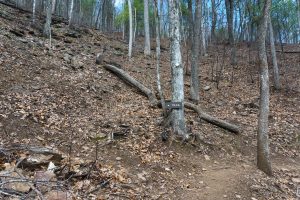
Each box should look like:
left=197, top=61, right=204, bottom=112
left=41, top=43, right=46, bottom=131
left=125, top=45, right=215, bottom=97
left=203, top=85, right=211, bottom=91
left=63, top=53, right=71, bottom=63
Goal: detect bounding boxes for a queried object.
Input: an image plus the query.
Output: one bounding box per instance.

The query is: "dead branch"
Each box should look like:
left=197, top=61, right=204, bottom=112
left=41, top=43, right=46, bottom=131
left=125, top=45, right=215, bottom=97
left=14, top=159, right=45, bottom=200
left=1, top=145, right=62, bottom=159
left=103, top=64, right=241, bottom=134
left=275, top=50, right=300, bottom=54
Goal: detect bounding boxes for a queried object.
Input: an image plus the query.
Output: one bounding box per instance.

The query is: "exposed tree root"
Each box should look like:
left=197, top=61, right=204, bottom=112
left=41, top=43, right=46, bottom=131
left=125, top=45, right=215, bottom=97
left=103, top=64, right=241, bottom=134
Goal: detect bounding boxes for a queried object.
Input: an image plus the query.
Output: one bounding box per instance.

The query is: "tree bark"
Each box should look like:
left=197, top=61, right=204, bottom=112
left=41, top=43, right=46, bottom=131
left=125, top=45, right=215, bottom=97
left=298, top=0, right=300, bottom=43
left=169, top=0, right=187, bottom=138
left=43, top=0, right=52, bottom=38
left=268, top=17, right=280, bottom=90
left=68, top=0, right=74, bottom=26
left=185, top=0, right=193, bottom=75
left=32, top=0, right=36, bottom=23
left=154, top=0, right=166, bottom=115
left=190, top=0, right=202, bottom=103
left=257, top=0, right=272, bottom=176
left=211, top=0, right=217, bottom=42
left=144, top=0, right=151, bottom=55
left=128, top=0, right=133, bottom=59
left=225, top=0, right=236, bottom=65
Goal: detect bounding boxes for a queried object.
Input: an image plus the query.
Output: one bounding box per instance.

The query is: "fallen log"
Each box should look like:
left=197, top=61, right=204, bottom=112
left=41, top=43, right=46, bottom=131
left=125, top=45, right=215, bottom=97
left=184, top=102, right=240, bottom=134
left=103, top=64, right=241, bottom=134
left=103, top=64, right=157, bottom=106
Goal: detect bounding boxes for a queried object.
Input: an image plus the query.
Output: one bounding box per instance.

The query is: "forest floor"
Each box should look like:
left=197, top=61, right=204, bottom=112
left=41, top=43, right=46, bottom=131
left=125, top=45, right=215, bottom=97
left=0, top=3, right=300, bottom=200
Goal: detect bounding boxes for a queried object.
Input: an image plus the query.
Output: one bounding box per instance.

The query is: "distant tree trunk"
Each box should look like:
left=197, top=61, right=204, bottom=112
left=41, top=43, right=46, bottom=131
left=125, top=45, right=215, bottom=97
left=185, top=0, right=193, bottom=75
left=211, top=0, right=217, bottom=42
left=154, top=0, right=166, bottom=115
left=268, top=17, right=280, bottom=90
left=225, top=0, right=236, bottom=65
left=201, top=0, right=207, bottom=55
left=43, top=0, right=52, bottom=38
left=68, top=0, right=74, bottom=26
left=32, top=0, right=36, bottom=23
left=128, top=0, right=133, bottom=59
left=169, top=0, right=187, bottom=139
left=133, top=7, right=137, bottom=44
left=190, top=0, right=202, bottom=103
left=52, top=0, right=56, bottom=13
left=257, top=0, right=272, bottom=176
left=144, top=0, right=151, bottom=55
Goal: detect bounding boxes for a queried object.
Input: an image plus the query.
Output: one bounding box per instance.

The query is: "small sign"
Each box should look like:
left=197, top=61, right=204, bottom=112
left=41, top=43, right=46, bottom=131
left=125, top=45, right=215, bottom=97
left=165, top=101, right=183, bottom=109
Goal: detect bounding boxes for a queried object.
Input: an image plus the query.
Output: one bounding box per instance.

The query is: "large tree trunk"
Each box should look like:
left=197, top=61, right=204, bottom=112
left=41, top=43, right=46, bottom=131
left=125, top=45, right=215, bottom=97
left=257, top=0, right=272, bottom=176
left=268, top=17, right=280, bottom=90
left=225, top=0, right=236, bottom=65
left=190, top=0, right=202, bottom=103
left=169, top=0, right=187, bottom=139
left=144, top=0, right=151, bottom=55
left=43, top=0, right=52, bottom=38
left=211, top=0, right=217, bottom=42
left=128, top=0, right=133, bottom=59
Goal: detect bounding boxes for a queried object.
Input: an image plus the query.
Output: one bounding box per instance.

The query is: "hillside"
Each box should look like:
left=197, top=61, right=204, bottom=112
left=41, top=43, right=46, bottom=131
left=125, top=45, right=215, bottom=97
left=0, top=3, right=299, bottom=200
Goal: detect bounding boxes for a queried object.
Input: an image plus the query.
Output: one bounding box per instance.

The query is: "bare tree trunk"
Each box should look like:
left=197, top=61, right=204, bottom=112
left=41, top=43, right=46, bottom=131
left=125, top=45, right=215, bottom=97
left=128, top=0, right=133, bottom=59
left=43, top=0, right=52, bottom=38
left=201, top=0, right=207, bottom=55
left=211, top=0, right=217, bottom=42
left=169, top=0, right=187, bottom=139
left=52, top=0, right=56, bottom=13
left=298, top=0, right=300, bottom=43
left=185, top=0, right=193, bottom=75
left=225, top=0, right=236, bottom=65
left=154, top=0, right=166, bottom=115
left=32, top=0, right=36, bottom=23
left=190, top=0, right=202, bottom=103
left=133, top=7, right=137, bottom=44
left=68, top=0, right=74, bottom=26
left=144, top=0, right=151, bottom=55
left=268, top=17, right=280, bottom=90
left=257, top=0, right=272, bottom=176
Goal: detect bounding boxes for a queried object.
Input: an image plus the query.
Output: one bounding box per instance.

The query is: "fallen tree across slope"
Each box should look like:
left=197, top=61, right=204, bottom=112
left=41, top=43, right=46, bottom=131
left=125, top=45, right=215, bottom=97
left=103, top=64, right=241, bottom=134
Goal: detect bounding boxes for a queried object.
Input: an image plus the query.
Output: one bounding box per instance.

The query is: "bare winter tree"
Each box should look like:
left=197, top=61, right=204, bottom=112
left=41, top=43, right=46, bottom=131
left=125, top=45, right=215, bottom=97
left=268, top=17, right=280, bottom=90
left=298, top=0, right=300, bottom=43
left=169, top=0, right=187, bottom=138
left=144, top=0, right=151, bottom=55
left=32, top=0, right=36, bottom=23
left=154, top=0, right=166, bottom=115
left=128, top=0, right=133, bottom=59
left=211, top=0, right=217, bottom=42
left=43, top=0, right=52, bottom=38
left=190, top=0, right=202, bottom=103
left=68, top=0, right=74, bottom=26
left=225, top=0, right=236, bottom=65
left=257, top=0, right=272, bottom=176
